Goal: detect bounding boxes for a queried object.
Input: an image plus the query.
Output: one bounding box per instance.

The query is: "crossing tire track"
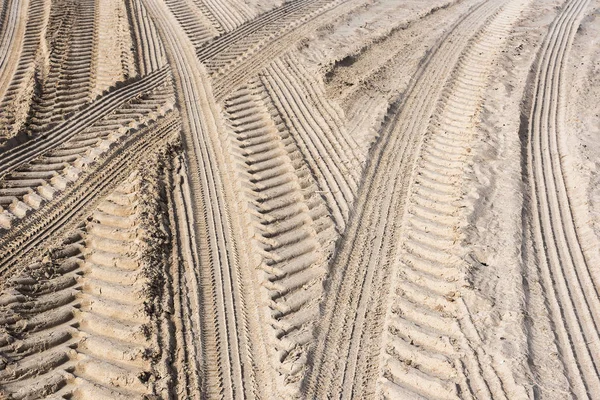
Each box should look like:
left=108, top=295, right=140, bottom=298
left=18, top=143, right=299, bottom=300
left=0, top=67, right=170, bottom=178
left=0, top=171, right=162, bottom=399
left=0, top=79, right=175, bottom=231
left=222, top=78, right=338, bottom=397
left=199, top=0, right=254, bottom=32
left=141, top=0, right=269, bottom=395
left=302, top=1, right=529, bottom=398
left=197, top=0, right=366, bottom=101
left=164, top=0, right=219, bottom=48
left=0, top=113, right=181, bottom=279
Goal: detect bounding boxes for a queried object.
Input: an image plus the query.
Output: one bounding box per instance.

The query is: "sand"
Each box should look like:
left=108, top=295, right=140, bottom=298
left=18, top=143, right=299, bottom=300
left=0, top=0, right=599, bottom=398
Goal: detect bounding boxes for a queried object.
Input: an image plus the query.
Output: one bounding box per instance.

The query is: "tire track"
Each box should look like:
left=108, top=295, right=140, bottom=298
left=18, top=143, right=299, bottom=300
left=163, top=154, right=205, bottom=398
left=195, top=0, right=315, bottom=61
left=125, top=0, right=167, bottom=76
left=93, top=0, right=137, bottom=95
left=378, top=2, right=529, bottom=398
left=524, top=0, right=599, bottom=397
left=0, top=0, right=50, bottom=143
left=0, top=0, right=29, bottom=106
left=0, top=80, right=175, bottom=231
left=323, top=0, right=476, bottom=154
left=303, top=1, right=526, bottom=398
left=0, top=113, right=180, bottom=279
left=222, top=78, right=338, bottom=397
left=0, top=171, right=162, bottom=399
left=260, top=53, right=364, bottom=230
left=196, top=0, right=365, bottom=101
left=200, top=0, right=254, bottom=32
left=0, top=66, right=170, bottom=178
left=186, top=0, right=224, bottom=34
left=164, top=0, right=219, bottom=48
left=141, top=0, right=269, bottom=396
left=28, top=0, right=97, bottom=131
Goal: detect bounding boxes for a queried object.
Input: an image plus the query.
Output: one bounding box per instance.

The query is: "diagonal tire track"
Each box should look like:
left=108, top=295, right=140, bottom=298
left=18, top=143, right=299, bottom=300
left=0, top=113, right=180, bottom=279
left=0, top=170, right=167, bottom=399
left=302, top=1, right=527, bottom=398
left=0, top=67, right=170, bottom=177
left=141, top=0, right=268, bottom=396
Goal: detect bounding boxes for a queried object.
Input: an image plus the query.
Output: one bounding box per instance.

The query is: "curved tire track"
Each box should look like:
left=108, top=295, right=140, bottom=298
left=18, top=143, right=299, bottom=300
left=524, top=0, right=599, bottom=397
left=302, top=1, right=524, bottom=398
left=378, top=1, right=529, bottom=397
left=141, top=0, right=269, bottom=395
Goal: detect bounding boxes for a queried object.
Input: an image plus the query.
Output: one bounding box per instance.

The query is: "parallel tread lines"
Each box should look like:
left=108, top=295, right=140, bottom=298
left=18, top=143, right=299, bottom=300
left=526, top=0, right=599, bottom=397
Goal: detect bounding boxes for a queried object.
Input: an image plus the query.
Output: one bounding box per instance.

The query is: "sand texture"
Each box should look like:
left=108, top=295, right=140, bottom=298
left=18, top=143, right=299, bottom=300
left=0, top=0, right=599, bottom=398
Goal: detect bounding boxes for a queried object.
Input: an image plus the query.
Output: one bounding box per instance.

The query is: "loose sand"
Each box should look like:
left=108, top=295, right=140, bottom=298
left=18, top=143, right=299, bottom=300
left=0, top=0, right=599, bottom=398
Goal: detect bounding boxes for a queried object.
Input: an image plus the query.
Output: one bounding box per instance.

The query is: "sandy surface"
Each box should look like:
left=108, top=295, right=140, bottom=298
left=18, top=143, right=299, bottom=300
left=0, top=0, right=599, bottom=398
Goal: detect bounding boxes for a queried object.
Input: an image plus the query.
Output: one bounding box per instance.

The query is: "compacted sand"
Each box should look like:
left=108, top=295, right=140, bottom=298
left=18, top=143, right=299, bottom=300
left=0, top=0, right=599, bottom=398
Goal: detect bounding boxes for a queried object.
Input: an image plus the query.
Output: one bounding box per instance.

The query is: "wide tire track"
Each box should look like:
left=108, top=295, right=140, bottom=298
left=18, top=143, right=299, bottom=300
left=93, top=0, right=137, bottom=95
left=302, top=1, right=524, bottom=398
left=260, top=53, right=364, bottom=230
left=0, top=80, right=175, bottom=231
left=379, top=2, right=528, bottom=398
left=222, top=78, right=339, bottom=397
left=141, top=0, right=269, bottom=396
left=0, top=172, right=158, bottom=399
left=28, top=0, right=97, bottom=131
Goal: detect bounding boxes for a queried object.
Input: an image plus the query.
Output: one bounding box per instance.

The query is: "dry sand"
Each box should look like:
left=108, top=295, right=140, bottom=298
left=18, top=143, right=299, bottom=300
left=0, top=0, right=599, bottom=398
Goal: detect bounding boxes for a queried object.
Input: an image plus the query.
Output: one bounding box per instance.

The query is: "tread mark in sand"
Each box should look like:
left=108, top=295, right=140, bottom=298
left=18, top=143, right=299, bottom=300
left=142, top=0, right=266, bottom=395
left=223, top=76, right=338, bottom=396
left=0, top=172, right=156, bottom=399
left=524, top=0, right=600, bottom=397
left=0, top=0, right=50, bottom=143
left=303, top=0, right=529, bottom=398
left=0, top=113, right=181, bottom=278
left=0, top=67, right=171, bottom=178
left=0, top=81, right=175, bottom=232
left=260, top=53, right=365, bottom=230
left=141, top=0, right=368, bottom=396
